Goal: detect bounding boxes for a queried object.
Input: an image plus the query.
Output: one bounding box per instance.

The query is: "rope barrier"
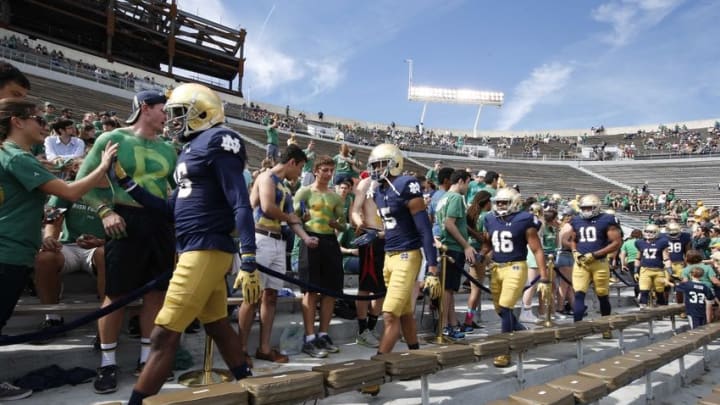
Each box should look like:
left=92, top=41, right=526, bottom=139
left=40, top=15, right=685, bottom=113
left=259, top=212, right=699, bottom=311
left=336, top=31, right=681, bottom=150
left=554, top=266, right=573, bottom=286
left=612, top=267, right=639, bottom=287
left=0, top=270, right=172, bottom=346
left=253, top=263, right=386, bottom=301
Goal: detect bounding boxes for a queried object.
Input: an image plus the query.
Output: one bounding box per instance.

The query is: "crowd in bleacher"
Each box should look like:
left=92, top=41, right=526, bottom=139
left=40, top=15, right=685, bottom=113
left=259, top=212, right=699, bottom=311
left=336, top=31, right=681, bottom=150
left=5, top=41, right=720, bottom=403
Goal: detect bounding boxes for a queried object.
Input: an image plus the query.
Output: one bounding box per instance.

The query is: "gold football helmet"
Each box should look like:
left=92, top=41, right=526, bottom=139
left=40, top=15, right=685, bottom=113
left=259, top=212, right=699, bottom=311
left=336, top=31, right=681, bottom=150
left=165, top=83, right=225, bottom=139
left=667, top=222, right=681, bottom=238
left=578, top=194, right=601, bottom=219
left=643, top=223, right=659, bottom=240
left=492, top=187, right=522, bottom=217
left=529, top=202, right=543, bottom=217
left=368, top=143, right=404, bottom=179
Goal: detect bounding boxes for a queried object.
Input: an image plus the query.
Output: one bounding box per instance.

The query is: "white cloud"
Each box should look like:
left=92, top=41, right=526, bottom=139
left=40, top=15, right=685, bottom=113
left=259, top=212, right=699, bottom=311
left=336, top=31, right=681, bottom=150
left=591, top=0, right=683, bottom=46
left=496, top=63, right=574, bottom=130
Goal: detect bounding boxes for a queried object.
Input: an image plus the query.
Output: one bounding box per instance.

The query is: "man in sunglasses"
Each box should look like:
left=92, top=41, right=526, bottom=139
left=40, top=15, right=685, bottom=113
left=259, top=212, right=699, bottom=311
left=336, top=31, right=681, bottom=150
left=75, top=90, right=177, bottom=395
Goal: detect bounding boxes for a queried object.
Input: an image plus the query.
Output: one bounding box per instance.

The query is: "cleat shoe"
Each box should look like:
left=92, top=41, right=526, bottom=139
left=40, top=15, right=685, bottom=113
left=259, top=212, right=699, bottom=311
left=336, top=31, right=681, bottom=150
left=360, top=384, right=381, bottom=396
left=93, top=365, right=118, bottom=394
left=356, top=329, right=380, bottom=348
left=0, top=381, right=32, bottom=401
left=602, top=331, right=613, bottom=340
left=442, top=326, right=465, bottom=341
left=316, top=335, right=340, bottom=353
left=302, top=340, right=328, bottom=358
left=493, top=354, right=512, bottom=368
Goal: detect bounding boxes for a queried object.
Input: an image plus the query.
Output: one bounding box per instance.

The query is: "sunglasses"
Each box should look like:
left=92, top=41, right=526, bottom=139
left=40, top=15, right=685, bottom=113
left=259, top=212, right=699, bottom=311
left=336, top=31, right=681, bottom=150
left=24, top=115, right=47, bottom=126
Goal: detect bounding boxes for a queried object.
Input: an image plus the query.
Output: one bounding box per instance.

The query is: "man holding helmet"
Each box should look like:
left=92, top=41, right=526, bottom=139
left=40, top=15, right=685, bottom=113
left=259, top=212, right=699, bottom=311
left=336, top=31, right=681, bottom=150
left=481, top=187, right=549, bottom=368
left=569, top=194, right=622, bottom=335
left=106, top=83, right=258, bottom=404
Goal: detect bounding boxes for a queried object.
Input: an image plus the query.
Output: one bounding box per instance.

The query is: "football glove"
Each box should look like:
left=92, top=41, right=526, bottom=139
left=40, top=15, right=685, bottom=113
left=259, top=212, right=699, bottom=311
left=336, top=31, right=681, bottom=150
left=233, top=254, right=261, bottom=304
left=107, top=157, right=137, bottom=190
left=573, top=251, right=595, bottom=267
left=633, top=272, right=640, bottom=282
left=350, top=229, right=378, bottom=247
left=424, top=274, right=442, bottom=300
left=536, top=280, right=552, bottom=298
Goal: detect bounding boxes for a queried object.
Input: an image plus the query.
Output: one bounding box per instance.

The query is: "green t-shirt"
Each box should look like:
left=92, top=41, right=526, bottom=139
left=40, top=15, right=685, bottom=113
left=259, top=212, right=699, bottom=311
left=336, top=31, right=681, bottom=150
left=436, top=191, right=468, bottom=253
left=681, top=263, right=716, bottom=290
left=302, top=149, right=316, bottom=172
left=426, top=168, right=438, bottom=185
left=0, top=142, right=58, bottom=266
left=542, top=224, right=557, bottom=252
left=465, top=180, right=484, bottom=205
left=621, top=238, right=640, bottom=262
left=266, top=125, right=278, bottom=146
left=75, top=128, right=177, bottom=209
left=48, top=195, right=105, bottom=243
left=333, top=154, right=355, bottom=176
left=468, top=210, right=489, bottom=249
left=294, top=186, right=345, bottom=235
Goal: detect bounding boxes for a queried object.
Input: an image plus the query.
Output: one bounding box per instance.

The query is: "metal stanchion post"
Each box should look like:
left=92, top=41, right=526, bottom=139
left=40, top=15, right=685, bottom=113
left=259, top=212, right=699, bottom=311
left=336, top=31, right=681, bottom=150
left=179, top=334, right=233, bottom=387
left=430, top=246, right=451, bottom=344
left=543, top=254, right=556, bottom=328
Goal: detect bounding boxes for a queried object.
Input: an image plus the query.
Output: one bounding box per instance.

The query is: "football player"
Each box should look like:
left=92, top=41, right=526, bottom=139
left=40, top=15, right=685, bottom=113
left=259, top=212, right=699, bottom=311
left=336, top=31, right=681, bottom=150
left=482, top=187, right=550, bottom=368
left=569, top=194, right=622, bottom=335
left=108, top=84, right=259, bottom=404
left=634, top=223, right=671, bottom=309
left=676, top=267, right=715, bottom=329
left=664, top=222, right=692, bottom=304
left=368, top=144, right=438, bottom=355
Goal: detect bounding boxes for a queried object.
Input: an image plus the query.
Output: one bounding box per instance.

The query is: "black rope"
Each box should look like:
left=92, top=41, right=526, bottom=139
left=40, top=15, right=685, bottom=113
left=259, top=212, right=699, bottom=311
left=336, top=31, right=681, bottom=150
left=612, top=267, right=639, bottom=287
left=458, top=268, right=540, bottom=294
left=554, top=266, right=573, bottom=285
left=0, top=270, right=172, bottom=346
left=254, top=263, right=386, bottom=301
left=459, top=267, right=492, bottom=293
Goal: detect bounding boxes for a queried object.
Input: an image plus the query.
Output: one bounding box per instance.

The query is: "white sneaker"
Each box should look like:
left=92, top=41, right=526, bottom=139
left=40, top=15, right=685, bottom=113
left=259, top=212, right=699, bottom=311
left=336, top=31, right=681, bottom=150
left=519, top=310, right=539, bottom=324
left=356, top=329, right=380, bottom=348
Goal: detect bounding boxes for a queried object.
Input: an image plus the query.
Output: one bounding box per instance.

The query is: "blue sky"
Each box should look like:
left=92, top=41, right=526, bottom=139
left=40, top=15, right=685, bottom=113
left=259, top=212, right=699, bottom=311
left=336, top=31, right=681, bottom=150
left=177, top=0, right=720, bottom=132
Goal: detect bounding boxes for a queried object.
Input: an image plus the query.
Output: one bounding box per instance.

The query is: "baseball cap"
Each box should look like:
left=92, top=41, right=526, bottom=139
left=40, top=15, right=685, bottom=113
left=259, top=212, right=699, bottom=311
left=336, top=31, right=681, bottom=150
left=477, top=169, right=487, bottom=177
left=125, top=90, right=167, bottom=124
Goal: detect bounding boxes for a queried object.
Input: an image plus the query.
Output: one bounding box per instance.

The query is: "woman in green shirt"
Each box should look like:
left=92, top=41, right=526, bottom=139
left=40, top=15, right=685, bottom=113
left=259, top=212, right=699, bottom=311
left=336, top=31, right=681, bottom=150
left=619, top=229, right=642, bottom=298
left=464, top=190, right=492, bottom=329
left=0, top=98, right=116, bottom=334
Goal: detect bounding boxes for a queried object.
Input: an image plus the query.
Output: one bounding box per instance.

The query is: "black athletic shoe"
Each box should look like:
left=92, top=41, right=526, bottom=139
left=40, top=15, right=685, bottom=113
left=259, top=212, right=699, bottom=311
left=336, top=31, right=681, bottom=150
left=30, top=318, right=65, bottom=345
left=93, top=365, right=118, bottom=394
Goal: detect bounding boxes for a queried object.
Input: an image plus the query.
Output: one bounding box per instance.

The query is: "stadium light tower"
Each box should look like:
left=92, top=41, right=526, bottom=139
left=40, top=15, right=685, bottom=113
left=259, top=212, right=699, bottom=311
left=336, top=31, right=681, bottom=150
left=406, top=60, right=503, bottom=137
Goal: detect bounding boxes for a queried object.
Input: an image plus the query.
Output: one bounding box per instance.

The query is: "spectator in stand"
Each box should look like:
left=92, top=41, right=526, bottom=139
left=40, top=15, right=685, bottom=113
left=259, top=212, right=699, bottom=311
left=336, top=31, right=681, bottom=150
left=44, top=119, right=85, bottom=162
left=42, top=102, right=58, bottom=123
left=33, top=186, right=108, bottom=341
left=294, top=155, right=346, bottom=358
left=0, top=62, right=30, bottom=99
left=426, top=160, right=442, bottom=185
left=300, top=140, right=316, bottom=187
left=101, top=116, right=120, bottom=132
left=332, top=143, right=361, bottom=186
left=265, top=115, right=280, bottom=164
left=75, top=90, right=177, bottom=395
left=0, top=98, right=117, bottom=402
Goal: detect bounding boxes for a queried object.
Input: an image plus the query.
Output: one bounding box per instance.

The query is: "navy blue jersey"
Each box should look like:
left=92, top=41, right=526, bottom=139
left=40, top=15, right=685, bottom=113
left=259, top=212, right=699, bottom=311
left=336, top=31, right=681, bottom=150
left=173, top=127, right=256, bottom=254
left=570, top=213, right=619, bottom=257
left=676, top=281, right=714, bottom=318
left=663, top=232, right=692, bottom=262
left=635, top=238, right=669, bottom=268
left=373, top=175, right=423, bottom=252
left=484, top=211, right=541, bottom=263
